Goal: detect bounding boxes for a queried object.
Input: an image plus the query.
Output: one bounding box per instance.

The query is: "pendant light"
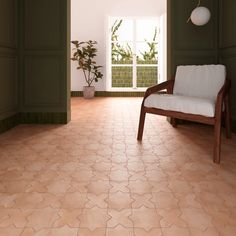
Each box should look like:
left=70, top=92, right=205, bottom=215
left=187, top=0, right=211, bottom=26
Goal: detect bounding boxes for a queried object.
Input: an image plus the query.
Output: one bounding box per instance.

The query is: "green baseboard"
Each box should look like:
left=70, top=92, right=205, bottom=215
left=71, top=91, right=83, bottom=97
left=0, top=114, right=19, bottom=134
left=19, top=112, right=68, bottom=124
left=71, top=91, right=145, bottom=97
left=0, top=112, right=69, bottom=134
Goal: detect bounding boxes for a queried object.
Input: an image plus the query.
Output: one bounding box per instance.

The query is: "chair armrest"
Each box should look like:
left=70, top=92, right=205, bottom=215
left=215, top=79, right=231, bottom=116
left=217, top=79, right=230, bottom=98
left=144, top=79, right=175, bottom=99
left=223, top=79, right=231, bottom=97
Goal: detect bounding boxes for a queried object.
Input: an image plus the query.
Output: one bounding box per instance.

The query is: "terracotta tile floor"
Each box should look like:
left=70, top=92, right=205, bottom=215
left=0, top=97, right=236, bottom=236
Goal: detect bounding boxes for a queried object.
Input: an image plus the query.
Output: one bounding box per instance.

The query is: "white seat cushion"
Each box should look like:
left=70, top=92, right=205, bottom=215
left=144, top=94, right=215, bottom=117
left=173, top=64, right=226, bottom=102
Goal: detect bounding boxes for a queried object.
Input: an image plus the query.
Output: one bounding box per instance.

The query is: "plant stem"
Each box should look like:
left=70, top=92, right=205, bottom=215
left=88, top=70, right=91, bottom=86
left=88, top=77, right=94, bottom=87
left=82, top=69, right=89, bottom=85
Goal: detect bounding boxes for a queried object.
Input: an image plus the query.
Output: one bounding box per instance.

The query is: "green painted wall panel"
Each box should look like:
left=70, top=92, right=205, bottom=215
left=0, top=56, right=18, bottom=117
left=0, top=0, right=70, bottom=133
left=219, top=0, right=236, bottom=48
left=0, top=0, right=18, bottom=48
left=0, top=0, right=18, bottom=123
left=172, top=0, right=217, bottom=50
left=23, top=56, right=62, bottom=107
left=19, top=0, right=70, bottom=119
left=221, top=56, right=236, bottom=117
left=24, top=0, right=63, bottom=49
left=169, top=0, right=218, bottom=75
left=219, top=0, right=236, bottom=128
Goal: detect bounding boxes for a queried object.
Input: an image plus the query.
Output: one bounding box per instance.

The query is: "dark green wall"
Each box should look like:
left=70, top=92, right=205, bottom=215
left=19, top=0, right=71, bottom=123
left=0, top=0, right=70, bottom=133
left=0, top=0, right=19, bottom=132
left=219, top=0, right=236, bottom=130
left=168, top=0, right=219, bottom=76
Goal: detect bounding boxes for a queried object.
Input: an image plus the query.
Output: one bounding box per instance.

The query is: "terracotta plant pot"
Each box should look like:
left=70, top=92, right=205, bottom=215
left=83, top=86, right=95, bottom=99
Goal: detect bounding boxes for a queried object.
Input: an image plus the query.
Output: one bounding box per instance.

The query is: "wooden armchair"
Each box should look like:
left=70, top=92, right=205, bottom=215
left=137, top=65, right=231, bottom=163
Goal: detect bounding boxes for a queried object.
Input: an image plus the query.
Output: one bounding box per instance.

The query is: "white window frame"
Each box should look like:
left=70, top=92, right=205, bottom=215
left=106, top=16, right=160, bottom=92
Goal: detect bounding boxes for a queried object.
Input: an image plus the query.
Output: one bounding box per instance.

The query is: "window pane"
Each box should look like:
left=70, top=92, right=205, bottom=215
left=111, top=18, right=133, bottom=42
left=112, top=42, right=133, bottom=64
left=112, top=66, right=133, bottom=87
left=136, top=42, right=158, bottom=64
left=136, top=19, right=158, bottom=42
left=137, top=66, right=158, bottom=87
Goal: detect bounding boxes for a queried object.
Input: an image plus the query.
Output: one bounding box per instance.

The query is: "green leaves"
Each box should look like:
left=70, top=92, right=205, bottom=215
left=111, top=20, right=133, bottom=63
left=111, top=20, right=158, bottom=64
left=71, top=40, right=103, bottom=86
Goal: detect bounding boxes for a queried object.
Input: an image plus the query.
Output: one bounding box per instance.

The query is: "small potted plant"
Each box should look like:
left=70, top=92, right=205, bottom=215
left=71, top=40, right=103, bottom=99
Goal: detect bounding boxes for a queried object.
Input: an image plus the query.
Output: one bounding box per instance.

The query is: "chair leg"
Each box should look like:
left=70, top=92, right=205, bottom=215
left=225, top=94, right=232, bottom=139
left=137, top=106, right=146, bottom=141
left=170, top=118, right=177, bottom=128
left=213, top=119, right=221, bottom=164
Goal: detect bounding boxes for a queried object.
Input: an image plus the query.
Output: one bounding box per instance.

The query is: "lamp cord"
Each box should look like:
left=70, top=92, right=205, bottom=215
left=187, top=0, right=201, bottom=23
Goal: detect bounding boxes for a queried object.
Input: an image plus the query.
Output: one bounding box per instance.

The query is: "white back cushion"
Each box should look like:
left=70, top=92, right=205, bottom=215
left=173, top=65, right=226, bottom=101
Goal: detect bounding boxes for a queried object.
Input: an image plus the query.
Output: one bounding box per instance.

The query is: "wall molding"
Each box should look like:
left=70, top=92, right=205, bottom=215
left=219, top=45, right=236, bottom=50
left=0, top=44, right=18, bottom=50
left=0, top=47, right=18, bottom=55
left=220, top=47, right=236, bottom=59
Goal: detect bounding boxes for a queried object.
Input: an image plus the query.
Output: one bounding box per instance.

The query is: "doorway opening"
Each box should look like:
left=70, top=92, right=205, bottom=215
left=70, top=0, right=167, bottom=95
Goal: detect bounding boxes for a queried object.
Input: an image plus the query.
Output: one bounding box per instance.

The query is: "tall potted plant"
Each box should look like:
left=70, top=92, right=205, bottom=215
left=71, top=40, right=103, bottom=99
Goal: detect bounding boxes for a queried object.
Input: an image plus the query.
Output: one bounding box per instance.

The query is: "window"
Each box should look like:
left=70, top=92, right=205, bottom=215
left=107, top=17, right=160, bottom=91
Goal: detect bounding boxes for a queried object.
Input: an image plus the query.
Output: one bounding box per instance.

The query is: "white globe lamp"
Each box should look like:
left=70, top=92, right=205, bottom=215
left=190, top=6, right=211, bottom=26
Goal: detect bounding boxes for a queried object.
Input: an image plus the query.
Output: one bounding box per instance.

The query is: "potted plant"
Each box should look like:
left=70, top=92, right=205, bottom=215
left=71, top=40, right=103, bottom=99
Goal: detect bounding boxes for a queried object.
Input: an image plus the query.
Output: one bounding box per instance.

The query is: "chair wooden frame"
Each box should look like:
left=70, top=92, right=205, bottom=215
left=137, top=78, right=231, bottom=163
